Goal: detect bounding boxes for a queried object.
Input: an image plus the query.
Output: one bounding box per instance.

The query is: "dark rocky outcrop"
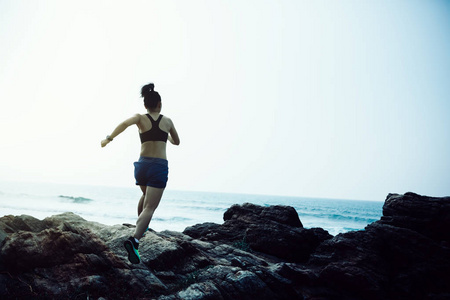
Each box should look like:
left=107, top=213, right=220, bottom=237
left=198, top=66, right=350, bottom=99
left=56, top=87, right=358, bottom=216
left=183, top=203, right=332, bottom=262
left=0, top=192, right=449, bottom=299
left=304, top=192, right=450, bottom=300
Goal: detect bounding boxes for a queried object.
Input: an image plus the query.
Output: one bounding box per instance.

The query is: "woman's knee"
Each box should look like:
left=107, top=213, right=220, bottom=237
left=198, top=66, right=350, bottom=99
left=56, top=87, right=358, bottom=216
left=145, top=199, right=160, bottom=210
left=142, top=206, right=157, bottom=216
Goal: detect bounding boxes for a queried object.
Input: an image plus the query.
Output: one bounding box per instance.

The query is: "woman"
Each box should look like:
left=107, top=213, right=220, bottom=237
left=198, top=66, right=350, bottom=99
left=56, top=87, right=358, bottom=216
left=101, top=83, right=180, bottom=264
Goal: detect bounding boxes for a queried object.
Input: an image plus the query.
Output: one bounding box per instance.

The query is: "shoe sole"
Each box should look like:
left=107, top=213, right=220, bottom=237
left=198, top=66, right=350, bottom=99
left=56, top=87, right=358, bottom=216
left=124, top=240, right=140, bottom=264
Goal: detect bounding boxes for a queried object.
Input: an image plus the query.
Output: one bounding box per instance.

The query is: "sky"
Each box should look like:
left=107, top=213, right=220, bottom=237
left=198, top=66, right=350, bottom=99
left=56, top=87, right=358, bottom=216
left=0, top=0, right=449, bottom=201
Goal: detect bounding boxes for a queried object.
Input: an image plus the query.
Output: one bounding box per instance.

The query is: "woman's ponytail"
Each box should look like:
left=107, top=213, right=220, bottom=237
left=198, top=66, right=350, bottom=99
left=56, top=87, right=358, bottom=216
left=141, top=83, right=155, bottom=98
left=141, top=83, right=161, bottom=109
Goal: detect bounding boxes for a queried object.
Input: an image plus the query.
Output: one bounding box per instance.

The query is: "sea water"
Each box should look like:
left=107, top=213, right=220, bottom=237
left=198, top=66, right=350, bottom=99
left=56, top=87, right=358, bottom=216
left=0, top=181, right=383, bottom=236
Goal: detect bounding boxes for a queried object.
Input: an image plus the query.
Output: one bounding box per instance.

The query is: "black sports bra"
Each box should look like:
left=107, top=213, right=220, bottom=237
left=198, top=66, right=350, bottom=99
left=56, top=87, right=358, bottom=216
left=139, top=114, right=168, bottom=143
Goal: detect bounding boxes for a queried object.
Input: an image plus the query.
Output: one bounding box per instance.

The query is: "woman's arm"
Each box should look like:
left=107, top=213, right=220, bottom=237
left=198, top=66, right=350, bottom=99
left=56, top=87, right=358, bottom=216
left=101, top=114, right=140, bottom=147
left=168, top=119, right=180, bottom=146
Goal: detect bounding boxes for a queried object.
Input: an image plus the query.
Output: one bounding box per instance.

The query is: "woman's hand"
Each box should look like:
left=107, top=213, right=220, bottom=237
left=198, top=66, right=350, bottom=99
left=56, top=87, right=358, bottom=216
left=101, top=139, right=110, bottom=147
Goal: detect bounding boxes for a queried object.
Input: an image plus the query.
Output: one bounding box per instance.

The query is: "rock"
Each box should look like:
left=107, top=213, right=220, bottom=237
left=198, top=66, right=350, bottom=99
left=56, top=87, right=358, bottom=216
left=2, top=228, right=106, bottom=271
left=184, top=203, right=332, bottom=262
left=223, top=203, right=303, bottom=227
left=381, top=192, right=450, bottom=241
left=0, top=214, right=47, bottom=245
left=177, top=281, right=223, bottom=300
left=0, top=213, right=163, bottom=299
left=182, top=222, right=221, bottom=240
left=304, top=193, right=450, bottom=300
left=0, top=192, right=449, bottom=299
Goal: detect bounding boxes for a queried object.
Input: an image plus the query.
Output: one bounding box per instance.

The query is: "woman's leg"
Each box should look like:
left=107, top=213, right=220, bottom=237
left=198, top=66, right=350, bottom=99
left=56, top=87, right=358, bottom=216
left=137, top=186, right=146, bottom=216
left=134, top=186, right=164, bottom=239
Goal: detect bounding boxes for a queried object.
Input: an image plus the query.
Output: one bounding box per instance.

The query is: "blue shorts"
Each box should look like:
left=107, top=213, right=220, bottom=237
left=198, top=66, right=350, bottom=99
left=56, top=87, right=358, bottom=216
left=134, top=157, right=169, bottom=189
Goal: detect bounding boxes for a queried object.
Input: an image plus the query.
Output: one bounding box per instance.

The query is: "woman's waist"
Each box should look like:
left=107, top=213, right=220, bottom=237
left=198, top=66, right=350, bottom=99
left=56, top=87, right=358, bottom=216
left=140, top=144, right=167, bottom=160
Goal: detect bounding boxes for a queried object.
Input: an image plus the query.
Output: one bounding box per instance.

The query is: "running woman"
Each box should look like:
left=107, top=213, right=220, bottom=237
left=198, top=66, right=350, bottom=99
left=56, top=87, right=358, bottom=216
left=101, top=83, right=180, bottom=264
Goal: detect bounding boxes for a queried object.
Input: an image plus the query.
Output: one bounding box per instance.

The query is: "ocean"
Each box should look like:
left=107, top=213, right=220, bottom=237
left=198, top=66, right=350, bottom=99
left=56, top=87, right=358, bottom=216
left=0, top=181, right=383, bottom=236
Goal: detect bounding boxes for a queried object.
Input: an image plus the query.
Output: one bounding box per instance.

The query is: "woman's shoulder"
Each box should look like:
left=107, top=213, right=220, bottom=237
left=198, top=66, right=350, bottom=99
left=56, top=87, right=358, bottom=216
left=135, top=113, right=150, bottom=120
left=161, top=115, right=175, bottom=128
left=161, top=114, right=173, bottom=122
left=133, top=113, right=150, bottom=127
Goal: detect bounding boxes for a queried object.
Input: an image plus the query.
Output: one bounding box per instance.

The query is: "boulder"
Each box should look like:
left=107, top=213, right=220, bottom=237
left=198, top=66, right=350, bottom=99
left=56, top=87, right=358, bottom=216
left=184, top=203, right=332, bottom=262
left=381, top=192, right=450, bottom=241
left=303, top=193, right=450, bottom=300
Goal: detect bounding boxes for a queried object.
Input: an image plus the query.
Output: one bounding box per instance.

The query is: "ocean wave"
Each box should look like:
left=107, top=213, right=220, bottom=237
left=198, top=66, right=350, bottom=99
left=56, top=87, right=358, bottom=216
left=298, top=211, right=378, bottom=224
left=326, top=213, right=378, bottom=223
left=341, top=227, right=363, bottom=232
left=154, top=216, right=194, bottom=222
left=58, top=195, right=94, bottom=203
left=174, top=205, right=227, bottom=212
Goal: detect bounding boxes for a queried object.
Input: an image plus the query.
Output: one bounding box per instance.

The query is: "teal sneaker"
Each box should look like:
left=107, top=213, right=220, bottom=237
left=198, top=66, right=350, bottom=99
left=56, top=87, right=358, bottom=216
left=124, top=237, right=140, bottom=264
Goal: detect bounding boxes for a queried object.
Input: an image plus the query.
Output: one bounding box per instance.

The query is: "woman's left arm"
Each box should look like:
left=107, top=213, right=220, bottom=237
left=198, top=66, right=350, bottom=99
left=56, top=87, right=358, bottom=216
left=101, top=114, right=140, bottom=147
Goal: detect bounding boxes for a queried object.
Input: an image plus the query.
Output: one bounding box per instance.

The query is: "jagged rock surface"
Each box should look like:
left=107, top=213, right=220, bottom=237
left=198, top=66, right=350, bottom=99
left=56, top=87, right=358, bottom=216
left=183, top=203, right=332, bottom=262
left=0, top=192, right=449, bottom=300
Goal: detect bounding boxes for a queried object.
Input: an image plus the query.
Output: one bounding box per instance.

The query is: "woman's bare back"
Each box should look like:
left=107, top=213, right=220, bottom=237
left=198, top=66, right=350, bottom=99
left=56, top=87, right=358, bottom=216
left=137, top=113, right=179, bottom=159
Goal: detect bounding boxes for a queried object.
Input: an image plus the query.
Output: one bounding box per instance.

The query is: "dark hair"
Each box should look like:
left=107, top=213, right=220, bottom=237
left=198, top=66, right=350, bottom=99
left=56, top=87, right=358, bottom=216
left=141, top=83, right=161, bottom=109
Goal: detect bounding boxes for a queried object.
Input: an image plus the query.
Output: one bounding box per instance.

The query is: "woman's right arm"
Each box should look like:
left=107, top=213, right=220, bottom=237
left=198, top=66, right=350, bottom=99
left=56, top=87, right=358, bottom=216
left=101, top=114, right=141, bottom=147
left=168, top=119, right=180, bottom=146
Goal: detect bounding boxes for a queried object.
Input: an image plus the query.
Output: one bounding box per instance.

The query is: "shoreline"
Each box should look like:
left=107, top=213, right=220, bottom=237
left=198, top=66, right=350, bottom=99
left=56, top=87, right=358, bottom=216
left=0, top=183, right=383, bottom=236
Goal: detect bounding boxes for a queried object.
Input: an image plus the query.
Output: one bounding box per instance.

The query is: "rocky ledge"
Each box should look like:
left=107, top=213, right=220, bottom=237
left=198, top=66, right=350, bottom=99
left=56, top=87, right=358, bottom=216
left=0, top=192, right=449, bottom=300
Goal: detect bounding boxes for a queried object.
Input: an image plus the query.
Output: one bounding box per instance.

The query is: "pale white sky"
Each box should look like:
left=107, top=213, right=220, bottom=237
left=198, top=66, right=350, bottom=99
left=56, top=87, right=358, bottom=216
left=0, top=0, right=449, bottom=201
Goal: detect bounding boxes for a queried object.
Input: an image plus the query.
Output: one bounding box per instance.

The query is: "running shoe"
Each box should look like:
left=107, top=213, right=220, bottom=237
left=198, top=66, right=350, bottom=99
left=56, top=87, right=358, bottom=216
left=124, top=237, right=140, bottom=264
